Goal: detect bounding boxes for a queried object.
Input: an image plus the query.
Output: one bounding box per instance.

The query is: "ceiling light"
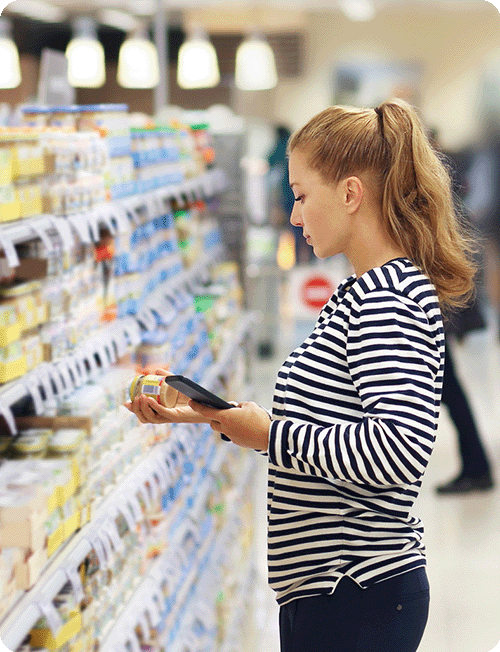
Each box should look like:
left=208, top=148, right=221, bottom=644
left=339, top=0, right=376, bottom=22
left=177, top=25, right=220, bottom=89
left=117, top=26, right=160, bottom=88
left=0, top=17, right=21, bottom=89
left=235, top=32, right=277, bottom=91
left=66, top=17, right=105, bottom=88
left=6, top=0, right=66, bottom=23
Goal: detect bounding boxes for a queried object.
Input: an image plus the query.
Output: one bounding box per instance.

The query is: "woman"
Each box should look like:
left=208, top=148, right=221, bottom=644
left=126, top=99, right=476, bottom=652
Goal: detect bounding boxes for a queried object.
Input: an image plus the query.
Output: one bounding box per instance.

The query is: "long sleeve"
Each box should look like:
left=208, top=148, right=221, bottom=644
left=267, top=290, right=443, bottom=486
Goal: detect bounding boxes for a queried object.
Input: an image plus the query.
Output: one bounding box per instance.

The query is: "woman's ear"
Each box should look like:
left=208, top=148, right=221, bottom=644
left=342, top=176, right=364, bottom=215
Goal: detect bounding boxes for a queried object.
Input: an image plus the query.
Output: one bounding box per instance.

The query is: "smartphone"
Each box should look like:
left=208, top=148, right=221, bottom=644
left=163, top=375, right=234, bottom=410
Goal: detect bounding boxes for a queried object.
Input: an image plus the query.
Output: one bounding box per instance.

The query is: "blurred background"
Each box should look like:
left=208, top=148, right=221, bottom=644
left=0, top=1, right=500, bottom=652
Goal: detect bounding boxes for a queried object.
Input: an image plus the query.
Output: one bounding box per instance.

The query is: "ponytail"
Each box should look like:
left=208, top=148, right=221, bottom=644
left=376, top=99, right=476, bottom=308
left=288, top=99, right=477, bottom=308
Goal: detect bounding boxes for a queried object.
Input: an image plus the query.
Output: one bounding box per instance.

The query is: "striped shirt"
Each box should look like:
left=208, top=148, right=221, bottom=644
left=267, top=258, right=444, bottom=606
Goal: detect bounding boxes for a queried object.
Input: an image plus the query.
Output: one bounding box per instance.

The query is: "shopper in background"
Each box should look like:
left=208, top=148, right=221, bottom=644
left=427, top=129, right=495, bottom=495
left=126, top=99, right=476, bottom=652
left=463, top=112, right=500, bottom=324
left=267, top=124, right=313, bottom=264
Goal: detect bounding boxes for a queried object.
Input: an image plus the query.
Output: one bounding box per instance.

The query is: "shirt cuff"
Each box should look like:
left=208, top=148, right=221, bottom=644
left=268, top=419, right=294, bottom=468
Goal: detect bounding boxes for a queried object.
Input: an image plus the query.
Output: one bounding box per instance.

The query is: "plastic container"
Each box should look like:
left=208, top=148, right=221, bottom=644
left=129, top=374, right=178, bottom=407
left=11, top=428, right=52, bottom=457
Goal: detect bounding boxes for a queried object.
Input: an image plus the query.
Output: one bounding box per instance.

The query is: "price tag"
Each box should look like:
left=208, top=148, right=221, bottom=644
left=109, top=204, right=131, bottom=234
left=64, top=566, right=85, bottom=604
left=49, top=215, right=74, bottom=252
left=36, top=600, right=63, bottom=634
left=73, top=351, right=90, bottom=383
left=30, top=222, right=54, bottom=252
left=47, top=365, right=64, bottom=398
left=113, top=327, right=127, bottom=359
left=104, top=340, right=117, bottom=364
left=148, top=597, right=162, bottom=626
left=139, top=613, right=150, bottom=642
left=136, top=483, right=151, bottom=511
left=83, top=348, right=98, bottom=378
left=19, top=381, right=44, bottom=415
left=0, top=233, right=19, bottom=267
left=116, top=502, right=136, bottom=532
left=104, top=518, right=124, bottom=552
left=0, top=404, right=17, bottom=435
left=129, top=632, right=141, bottom=652
left=128, top=494, right=143, bottom=522
left=137, top=310, right=156, bottom=332
left=66, top=356, right=82, bottom=387
left=67, top=214, right=91, bottom=244
left=85, top=211, right=100, bottom=243
left=155, top=460, right=169, bottom=492
left=91, top=535, right=108, bottom=569
left=56, top=361, right=74, bottom=392
left=148, top=466, right=160, bottom=500
left=34, top=366, right=56, bottom=404
left=95, top=207, right=117, bottom=236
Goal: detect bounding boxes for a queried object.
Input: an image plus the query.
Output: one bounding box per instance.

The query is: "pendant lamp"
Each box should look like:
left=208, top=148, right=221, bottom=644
left=235, top=31, right=277, bottom=91
left=117, top=26, right=160, bottom=88
left=177, top=25, right=220, bottom=89
left=66, top=17, right=105, bottom=88
left=0, top=17, right=21, bottom=89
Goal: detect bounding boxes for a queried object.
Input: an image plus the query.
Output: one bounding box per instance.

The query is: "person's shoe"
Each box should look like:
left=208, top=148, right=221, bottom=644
left=435, top=473, right=495, bottom=495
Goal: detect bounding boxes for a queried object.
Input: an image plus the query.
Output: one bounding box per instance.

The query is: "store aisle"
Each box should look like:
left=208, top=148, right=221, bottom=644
left=248, top=290, right=500, bottom=652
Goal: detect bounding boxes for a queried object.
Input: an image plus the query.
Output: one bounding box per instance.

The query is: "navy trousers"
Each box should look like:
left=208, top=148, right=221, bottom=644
left=441, top=343, right=491, bottom=478
left=279, top=568, right=430, bottom=652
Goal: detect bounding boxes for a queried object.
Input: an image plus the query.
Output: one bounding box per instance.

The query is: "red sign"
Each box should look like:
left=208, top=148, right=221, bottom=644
left=301, top=275, right=335, bottom=310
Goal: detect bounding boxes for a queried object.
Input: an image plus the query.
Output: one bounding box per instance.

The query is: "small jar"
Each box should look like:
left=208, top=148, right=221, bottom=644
left=129, top=374, right=178, bottom=408
left=11, top=428, right=51, bottom=458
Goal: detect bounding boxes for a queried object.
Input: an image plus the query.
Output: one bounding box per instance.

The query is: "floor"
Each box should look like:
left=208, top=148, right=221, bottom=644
left=247, top=276, right=500, bottom=652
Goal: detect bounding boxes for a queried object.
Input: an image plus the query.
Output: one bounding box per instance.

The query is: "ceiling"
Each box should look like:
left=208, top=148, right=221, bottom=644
left=2, top=0, right=492, bottom=24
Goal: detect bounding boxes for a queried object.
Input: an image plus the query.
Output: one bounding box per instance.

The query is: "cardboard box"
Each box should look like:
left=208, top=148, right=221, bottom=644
left=0, top=488, right=47, bottom=524
left=15, top=546, right=48, bottom=589
left=0, top=510, right=47, bottom=550
left=30, top=611, right=82, bottom=650
left=0, top=322, right=21, bottom=347
left=47, top=521, right=65, bottom=557
left=0, top=355, right=27, bottom=383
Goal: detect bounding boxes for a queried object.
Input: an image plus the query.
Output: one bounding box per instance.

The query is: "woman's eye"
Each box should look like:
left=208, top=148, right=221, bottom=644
left=294, top=195, right=304, bottom=203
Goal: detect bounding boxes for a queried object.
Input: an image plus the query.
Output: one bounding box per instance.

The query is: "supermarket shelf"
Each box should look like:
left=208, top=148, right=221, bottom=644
left=202, top=311, right=256, bottom=391
left=0, top=318, right=142, bottom=434
left=0, top=441, right=176, bottom=652
left=0, top=168, right=227, bottom=264
left=100, top=451, right=255, bottom=652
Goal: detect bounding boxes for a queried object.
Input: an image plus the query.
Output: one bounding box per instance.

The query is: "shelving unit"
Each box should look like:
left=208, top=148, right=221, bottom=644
left=0, top=123, right=258, bottom=651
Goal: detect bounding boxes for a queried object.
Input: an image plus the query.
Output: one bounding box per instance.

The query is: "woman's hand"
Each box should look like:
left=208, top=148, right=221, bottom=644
left=188, top=400, right=271, bottom=451
left=124, top=367, right=210, bottom=425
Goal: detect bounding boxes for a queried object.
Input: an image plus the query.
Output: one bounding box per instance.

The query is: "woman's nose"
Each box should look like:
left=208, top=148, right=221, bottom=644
left=290, top=204, right=302, bottom=227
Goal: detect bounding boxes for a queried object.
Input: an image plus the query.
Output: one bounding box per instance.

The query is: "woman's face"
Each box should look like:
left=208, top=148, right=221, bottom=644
left=288, top=148, right=353, bottom=259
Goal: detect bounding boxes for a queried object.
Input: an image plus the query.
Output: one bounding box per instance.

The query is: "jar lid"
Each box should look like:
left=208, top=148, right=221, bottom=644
left=129, top=374, right=145, bottom=401
left=12, top=429, right=51, bottom=453
left=48, top=428, right=85, bottom=453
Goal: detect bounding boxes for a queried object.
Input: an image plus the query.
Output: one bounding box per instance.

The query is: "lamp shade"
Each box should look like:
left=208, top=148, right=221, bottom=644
left=66, top=18, right=105, bottom=88
left=0, top=18, right=21, bottom=89
left=177, top=31, right=220, bottom=89
left=0, top=37, right=21, bottom=88
left=118, top=37, right=160, bottom=88
left=235, top=34, right=277, bottom=91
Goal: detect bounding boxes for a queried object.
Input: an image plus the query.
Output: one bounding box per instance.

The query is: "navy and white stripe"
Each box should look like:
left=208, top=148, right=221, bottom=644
left=266, top=258, right=444, bottom=606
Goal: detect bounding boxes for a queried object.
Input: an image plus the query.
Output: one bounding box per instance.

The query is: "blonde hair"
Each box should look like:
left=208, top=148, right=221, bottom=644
left=287, top=98, right=477, bottom=308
